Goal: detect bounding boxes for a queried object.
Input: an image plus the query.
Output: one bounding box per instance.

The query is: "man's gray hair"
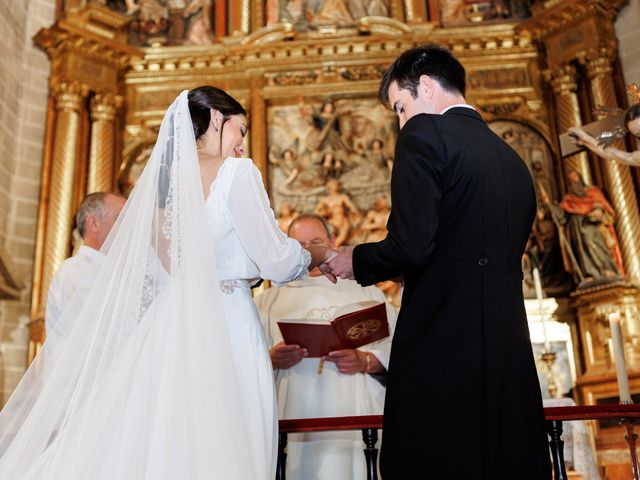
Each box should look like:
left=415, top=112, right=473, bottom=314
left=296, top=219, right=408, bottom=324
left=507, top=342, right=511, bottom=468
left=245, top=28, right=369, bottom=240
left=75, top=192, right=111, bottom=238
left=287, top=213, right=333, bottom=237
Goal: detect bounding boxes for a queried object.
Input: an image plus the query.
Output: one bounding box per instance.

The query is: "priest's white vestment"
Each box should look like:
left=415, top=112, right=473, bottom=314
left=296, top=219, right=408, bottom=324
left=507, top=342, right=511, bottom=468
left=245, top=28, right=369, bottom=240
left=255, top=276, right=396, bottom=480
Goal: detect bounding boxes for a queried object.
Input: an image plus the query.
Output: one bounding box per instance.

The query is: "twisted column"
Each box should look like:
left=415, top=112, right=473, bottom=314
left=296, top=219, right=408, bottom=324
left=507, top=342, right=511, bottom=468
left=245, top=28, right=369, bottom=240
left=404, top=0, right=428, bottom=23
left=584, top=49, right=640, bottom=284
left=228, top=0, right=250, bottom=36
left=390, top=0, right=405, bottom=21
left=40, top=81, right=89, bottom=311
left=544, top=64, right=593, bottom=186
left=250, top=79, right=267, bottom=184
left=88, top=92, right=122, bottom=193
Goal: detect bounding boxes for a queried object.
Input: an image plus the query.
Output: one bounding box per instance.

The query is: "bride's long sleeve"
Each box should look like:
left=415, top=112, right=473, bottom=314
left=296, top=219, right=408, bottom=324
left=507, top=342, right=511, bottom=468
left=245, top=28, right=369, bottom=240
left=226, top=159, right=311, bottom=283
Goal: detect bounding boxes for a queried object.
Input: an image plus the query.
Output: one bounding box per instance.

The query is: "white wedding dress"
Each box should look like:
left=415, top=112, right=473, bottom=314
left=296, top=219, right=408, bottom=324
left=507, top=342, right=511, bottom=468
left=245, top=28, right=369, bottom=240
left=0, top=92, right=309, bottom=479
left=206, top=156, right=311, bottom=479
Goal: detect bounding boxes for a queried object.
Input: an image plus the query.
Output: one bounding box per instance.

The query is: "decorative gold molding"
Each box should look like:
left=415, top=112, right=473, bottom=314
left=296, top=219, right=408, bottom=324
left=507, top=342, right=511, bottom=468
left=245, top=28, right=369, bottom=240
left=520, top=0, right=627, bottom=40
left=62, top=2, right=130, bottom=43
left=34, top=26, right=138, bottom=70
left=580, top=47, right=617, bottom=80
left=543, top=64, right=578, bottom=96
left=52, top=80, right=89, bottom=112
left=241, top=22, right=295, bottom=46
left=356, top=16, right=413, bottom=36
left=90, top=92, right=122, bottom=122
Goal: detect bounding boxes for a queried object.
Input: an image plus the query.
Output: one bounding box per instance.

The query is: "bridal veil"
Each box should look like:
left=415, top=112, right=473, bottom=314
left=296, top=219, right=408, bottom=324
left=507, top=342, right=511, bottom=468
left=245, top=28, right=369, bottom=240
left=0, top=91, right=254, bottom=478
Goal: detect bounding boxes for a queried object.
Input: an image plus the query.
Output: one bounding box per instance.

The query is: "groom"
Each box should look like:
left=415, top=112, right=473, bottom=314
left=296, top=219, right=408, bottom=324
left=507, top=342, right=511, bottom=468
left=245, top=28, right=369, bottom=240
left=323, top=45, right=551, bottom=479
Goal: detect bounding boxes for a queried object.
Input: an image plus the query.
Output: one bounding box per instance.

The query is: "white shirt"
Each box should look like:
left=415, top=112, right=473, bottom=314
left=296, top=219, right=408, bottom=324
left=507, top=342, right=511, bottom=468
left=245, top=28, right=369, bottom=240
left=45, top=246, right=105, bottom=336
left=439, top=103, right=476, bottom=114
left=255, top=276, right=397, bottom=480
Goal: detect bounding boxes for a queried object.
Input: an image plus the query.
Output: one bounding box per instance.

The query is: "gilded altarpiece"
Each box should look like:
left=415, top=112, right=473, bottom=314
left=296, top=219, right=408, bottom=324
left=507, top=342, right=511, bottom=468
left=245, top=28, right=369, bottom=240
left=30, top=0, right=640, bottom=475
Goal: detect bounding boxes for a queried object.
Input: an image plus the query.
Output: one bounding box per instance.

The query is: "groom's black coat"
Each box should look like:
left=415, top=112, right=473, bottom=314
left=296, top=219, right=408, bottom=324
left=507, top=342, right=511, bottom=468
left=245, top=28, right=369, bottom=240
left=353, top=108, right=551, bottom=479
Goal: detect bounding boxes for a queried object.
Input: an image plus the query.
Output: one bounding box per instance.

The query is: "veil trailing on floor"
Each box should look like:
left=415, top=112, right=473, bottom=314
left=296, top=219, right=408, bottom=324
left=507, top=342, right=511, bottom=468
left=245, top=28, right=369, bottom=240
left=0, top=91, right=254, bottom=478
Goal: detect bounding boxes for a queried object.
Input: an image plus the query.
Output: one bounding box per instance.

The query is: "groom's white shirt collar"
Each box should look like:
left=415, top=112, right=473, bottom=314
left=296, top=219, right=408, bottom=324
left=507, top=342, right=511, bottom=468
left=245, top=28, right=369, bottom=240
left=439, top=104, right=476, bottom=115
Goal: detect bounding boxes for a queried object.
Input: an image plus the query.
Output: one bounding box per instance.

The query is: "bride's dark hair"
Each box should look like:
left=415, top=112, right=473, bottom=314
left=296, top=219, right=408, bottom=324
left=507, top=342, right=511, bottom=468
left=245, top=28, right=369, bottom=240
left=188, top=86, right=247, bottom=140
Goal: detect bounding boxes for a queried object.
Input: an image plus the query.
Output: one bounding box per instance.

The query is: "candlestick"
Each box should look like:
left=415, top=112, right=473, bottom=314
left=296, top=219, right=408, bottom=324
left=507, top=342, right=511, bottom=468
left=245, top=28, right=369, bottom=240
left=532, top=268, right=550, bottom=351
left=608, top=311, right=632, bottom=404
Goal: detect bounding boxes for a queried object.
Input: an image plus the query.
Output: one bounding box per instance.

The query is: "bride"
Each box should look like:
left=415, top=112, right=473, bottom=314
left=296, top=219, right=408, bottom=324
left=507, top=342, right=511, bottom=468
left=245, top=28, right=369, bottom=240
left=0, top=87, right=333, bottom=479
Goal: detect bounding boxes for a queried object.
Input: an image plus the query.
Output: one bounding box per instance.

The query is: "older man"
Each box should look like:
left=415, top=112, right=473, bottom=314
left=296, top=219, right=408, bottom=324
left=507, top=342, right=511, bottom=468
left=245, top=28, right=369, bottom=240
left=255, top=214, right=396, bottom=480
left=45, top=192, right=126, bottom=336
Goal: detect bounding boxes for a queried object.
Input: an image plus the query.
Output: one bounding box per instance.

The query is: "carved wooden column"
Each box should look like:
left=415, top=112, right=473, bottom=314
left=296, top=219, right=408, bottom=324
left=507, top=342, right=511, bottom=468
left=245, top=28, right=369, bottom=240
left=39, top=81, right=89, bottom=313
left=404, top=0, right=428, bottom=23
left=250, top=78, right=267, bottom=185
left=544, top=64, right=593, bottom=186
left=228, top=0, right=250, bottom=36
left=583, top=49, right=640, bottom=284
left=390, top=0, right=405, bottom=22
left=88, top=92, right=122, bottom=193
left=250, top=0, right=264, bottom=32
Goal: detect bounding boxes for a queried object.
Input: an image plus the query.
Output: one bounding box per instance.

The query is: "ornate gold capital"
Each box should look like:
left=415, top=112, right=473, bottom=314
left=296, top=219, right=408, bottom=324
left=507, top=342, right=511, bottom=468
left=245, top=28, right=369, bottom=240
left=52, top=81, right=89, bottom=113
left=543, top=65, right=578, bottom=95
left=581, top=47, right=617, bottom=79
left=90, top=92, right=123, bottom=122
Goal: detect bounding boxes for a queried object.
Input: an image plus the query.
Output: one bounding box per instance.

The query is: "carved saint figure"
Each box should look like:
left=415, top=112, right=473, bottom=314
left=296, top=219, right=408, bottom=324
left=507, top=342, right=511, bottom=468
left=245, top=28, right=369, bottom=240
left=542, top=171, right=625, bottom=286
left=321, top=151, right=344, bottom=179
left=370, top=138, right=393, bottom=174
left=313, top=0, right=354, bottom=25
left=361, top=196, right=390, bottom=243
left=569, top=104, right=640, bottom=168
left=315, top=179, right=360, bottom=247
left=277, top=202, right=298, bottom=233
left=269, top=145, right=300, bottom=187
left=183, top=0, right=213, bottom=45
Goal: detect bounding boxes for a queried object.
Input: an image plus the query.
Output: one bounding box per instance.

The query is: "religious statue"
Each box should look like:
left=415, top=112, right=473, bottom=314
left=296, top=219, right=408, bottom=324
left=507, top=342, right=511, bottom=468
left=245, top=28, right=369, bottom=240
left=569, top=103, right=640, bottom=168
left=310, top=101, right=347, bottom=153
left=128, top=0, right=170, bottom=45
left=524, top=205, right=572, bottom=296
left=183, top=0, right=213, bottom=45
left=321, top=151, right=344, bottom=179
left=313, top=0, right=354, bottom=26
left=315, top=179, right=360, bottom=247
left=277, top=202, right=298, bottom=233
left=370, top=138, right=393, bottom=175
left=440, top=0, right=466, bottom=24
left=361, top=196, right=390, bottom=243
left=540, top=171, right=625, bottom=287
left=269, top=145, right=300, bottom=187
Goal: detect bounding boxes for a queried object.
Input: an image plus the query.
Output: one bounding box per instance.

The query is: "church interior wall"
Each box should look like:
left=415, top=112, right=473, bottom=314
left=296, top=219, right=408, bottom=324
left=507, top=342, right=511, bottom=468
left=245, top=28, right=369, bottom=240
left=0, top=0, right=55, bottom=405
left=616, top=0, right=640, bottom=91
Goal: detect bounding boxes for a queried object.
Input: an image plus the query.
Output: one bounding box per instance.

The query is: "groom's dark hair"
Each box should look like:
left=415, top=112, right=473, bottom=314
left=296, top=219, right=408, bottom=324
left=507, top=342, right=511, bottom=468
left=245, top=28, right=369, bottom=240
left=379, top=44, right=466, bottom=106
left=188, top=86, right=247, bottom=140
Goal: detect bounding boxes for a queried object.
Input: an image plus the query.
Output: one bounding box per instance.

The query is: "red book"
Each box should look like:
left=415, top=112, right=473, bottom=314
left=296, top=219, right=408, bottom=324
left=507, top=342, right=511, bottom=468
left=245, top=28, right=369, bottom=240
left=277, top=301, right=389, bottom=357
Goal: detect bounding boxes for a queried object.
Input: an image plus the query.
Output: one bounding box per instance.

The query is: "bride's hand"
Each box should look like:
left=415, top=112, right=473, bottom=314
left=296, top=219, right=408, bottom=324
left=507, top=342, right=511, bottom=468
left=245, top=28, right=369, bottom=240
left=305, top=246, right=338, bottom=282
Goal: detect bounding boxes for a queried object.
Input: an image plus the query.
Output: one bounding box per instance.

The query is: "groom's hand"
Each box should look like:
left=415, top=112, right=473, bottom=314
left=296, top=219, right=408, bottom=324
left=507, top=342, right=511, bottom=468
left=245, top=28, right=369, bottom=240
left=318, top=248, right=338, bottom=283
left=326, top=245, right=355, bottom=280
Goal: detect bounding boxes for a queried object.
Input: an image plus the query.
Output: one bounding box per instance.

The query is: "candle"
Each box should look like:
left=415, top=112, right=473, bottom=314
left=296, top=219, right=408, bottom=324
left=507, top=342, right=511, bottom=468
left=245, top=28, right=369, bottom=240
left=608, top=311, right=632, bottom=404
left=532, top=268, right=550, bottom=351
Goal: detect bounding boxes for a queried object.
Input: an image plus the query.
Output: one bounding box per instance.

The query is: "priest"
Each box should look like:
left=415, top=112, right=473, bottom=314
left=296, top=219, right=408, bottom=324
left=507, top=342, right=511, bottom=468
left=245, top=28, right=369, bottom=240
left=255, top=214, right=397, bottom=480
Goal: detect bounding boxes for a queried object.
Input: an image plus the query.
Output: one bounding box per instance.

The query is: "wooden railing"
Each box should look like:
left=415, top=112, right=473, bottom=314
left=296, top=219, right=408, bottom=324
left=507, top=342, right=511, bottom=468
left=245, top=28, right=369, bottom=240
left=277, top=405, right=640, bottom=480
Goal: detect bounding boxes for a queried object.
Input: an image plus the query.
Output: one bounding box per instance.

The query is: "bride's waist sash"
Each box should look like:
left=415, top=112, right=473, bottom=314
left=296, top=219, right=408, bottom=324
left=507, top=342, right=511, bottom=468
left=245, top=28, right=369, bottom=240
left=219, top=279, right=251, bottom=296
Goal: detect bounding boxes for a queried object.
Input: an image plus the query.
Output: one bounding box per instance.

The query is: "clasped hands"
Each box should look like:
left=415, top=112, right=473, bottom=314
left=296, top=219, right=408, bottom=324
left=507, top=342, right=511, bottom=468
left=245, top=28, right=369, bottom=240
left=269, top=341, right=370, bottom=374
left=317, top=245, right=355, bottom=283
